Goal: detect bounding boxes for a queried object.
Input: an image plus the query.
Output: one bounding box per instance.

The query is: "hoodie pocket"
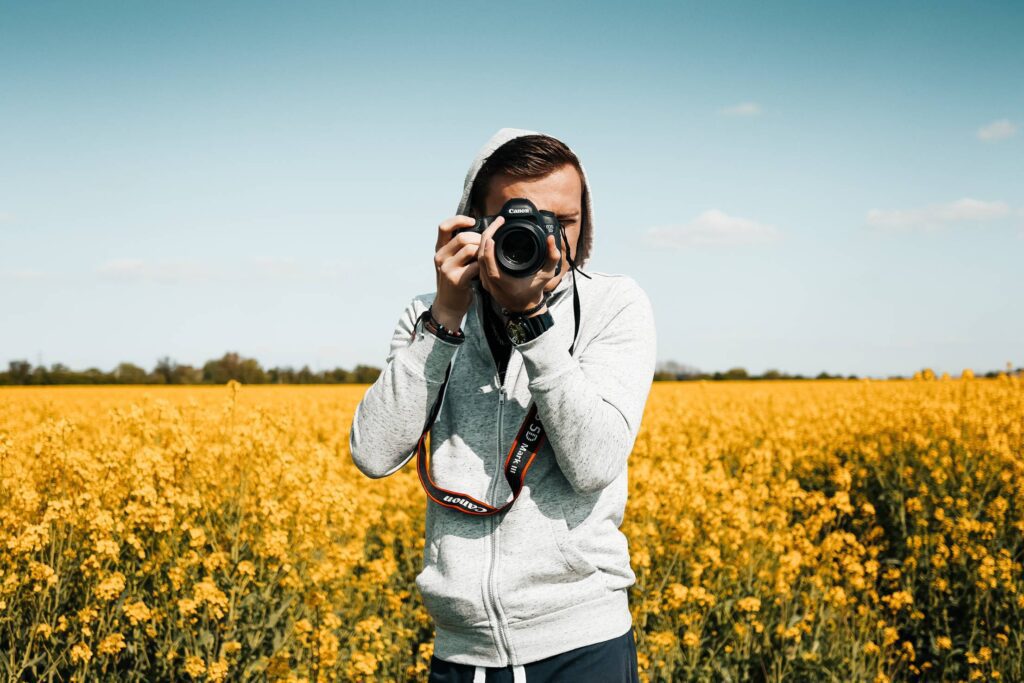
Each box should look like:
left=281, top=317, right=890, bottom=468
left=495, top=498, right=603, bottom=625
left=415, top=507, right=491, bottom=630
left=548, top=514, right=599, bottom=578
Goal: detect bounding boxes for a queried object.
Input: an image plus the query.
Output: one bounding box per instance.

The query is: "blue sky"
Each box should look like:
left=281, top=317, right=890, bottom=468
left=2, top=0, right=1022, bottom=378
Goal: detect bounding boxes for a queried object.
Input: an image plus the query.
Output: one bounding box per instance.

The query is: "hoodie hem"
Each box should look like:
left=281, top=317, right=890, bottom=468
left=432, top=588, right=632, bottom=667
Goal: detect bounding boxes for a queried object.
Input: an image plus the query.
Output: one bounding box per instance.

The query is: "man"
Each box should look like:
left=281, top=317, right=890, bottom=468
left=349, top=128, right=656, bottom=682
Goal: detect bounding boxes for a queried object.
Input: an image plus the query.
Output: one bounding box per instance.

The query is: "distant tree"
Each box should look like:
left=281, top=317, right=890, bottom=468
left=324, top=367, right=352, bottom=383
left=31, top=365, right=50, bottom=385
left=762, top=369, right=782, bottom=380
left=153, top=357, right=178, bottom=384
left=46, top=363, right=73, bottom=384
left=656, top=360, right=703, bottom=379
left=81, top=368, right=108, bottom=384
left=291, top=365, right=311, bottom=384
left=203, top=352, right=267, bottom=384
left=351, top=364, right=381, bottom=384
left=723, top=367, right=749, bottom=380
left=114, top=362, right=148, bottom=384
left=176, top=365, right=202, bottom=384
left=8, top=360, right=32, bottom=384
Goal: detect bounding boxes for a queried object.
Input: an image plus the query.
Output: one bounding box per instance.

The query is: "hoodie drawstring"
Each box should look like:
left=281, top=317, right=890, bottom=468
left=561, top=222, right=592, bottom=280
left=472, top=664, right=527, bottom=681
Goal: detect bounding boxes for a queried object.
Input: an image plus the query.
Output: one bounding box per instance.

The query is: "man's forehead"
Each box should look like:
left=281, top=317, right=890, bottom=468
left=486, top=167, right=582, bottom=215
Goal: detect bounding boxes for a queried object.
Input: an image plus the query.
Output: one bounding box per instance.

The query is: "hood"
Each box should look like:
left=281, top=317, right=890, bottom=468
left=456, top=127, right=595, bottom=272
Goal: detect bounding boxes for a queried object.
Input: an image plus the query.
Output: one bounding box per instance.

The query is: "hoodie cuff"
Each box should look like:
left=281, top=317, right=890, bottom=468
left=517, top=326, right=575, bottom=390
left=398, top=317, right=463, bottom=383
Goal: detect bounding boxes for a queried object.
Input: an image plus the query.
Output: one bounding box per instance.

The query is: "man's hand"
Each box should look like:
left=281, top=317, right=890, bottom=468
left=432, top=215, right=500, bottom=330
left=477, top=218, right=560, bottom=314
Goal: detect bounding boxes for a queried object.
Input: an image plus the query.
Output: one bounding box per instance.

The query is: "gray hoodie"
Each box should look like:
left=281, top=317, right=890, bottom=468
left=348, top=127, right=657, bottom=667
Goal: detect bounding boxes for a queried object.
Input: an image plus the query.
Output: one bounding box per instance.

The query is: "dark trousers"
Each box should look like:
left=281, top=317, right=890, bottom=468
left=428, top=627, right=640, bottom=683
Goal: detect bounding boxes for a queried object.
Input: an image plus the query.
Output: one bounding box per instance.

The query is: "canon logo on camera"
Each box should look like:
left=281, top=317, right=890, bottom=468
left=507, top=207, right=530, bottom=214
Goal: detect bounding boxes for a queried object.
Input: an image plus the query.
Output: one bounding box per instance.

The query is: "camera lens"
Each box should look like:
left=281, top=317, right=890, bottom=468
left=502, top=229, right=536, bottom=266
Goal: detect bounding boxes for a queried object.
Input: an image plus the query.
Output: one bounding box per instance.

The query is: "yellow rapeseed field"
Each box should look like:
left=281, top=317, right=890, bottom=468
left=1, top=376, right=1021, bottom=681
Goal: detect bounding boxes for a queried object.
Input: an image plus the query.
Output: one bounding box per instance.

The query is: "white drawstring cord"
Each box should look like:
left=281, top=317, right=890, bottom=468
left=472, top=662, right=527, bottom=681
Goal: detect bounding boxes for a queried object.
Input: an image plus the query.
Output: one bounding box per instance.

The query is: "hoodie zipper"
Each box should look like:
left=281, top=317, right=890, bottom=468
left=475, top=291, right=515, bottom=665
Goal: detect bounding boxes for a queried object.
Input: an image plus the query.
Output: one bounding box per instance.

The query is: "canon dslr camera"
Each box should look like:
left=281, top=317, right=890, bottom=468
left=453, top=198, right=563, bottom=278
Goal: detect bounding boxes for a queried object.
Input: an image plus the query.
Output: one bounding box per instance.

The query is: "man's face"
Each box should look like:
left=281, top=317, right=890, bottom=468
left=482, top=164, right=583, bottom=293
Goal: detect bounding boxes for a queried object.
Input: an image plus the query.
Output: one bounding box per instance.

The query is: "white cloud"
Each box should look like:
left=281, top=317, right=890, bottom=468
left=866, top=198, right=1011, bottom=230
left=976, top=119, right=1017, bottom=142
left=644, top=209, right=781, bottom=248
left=720, top=102, right=762, bottom=117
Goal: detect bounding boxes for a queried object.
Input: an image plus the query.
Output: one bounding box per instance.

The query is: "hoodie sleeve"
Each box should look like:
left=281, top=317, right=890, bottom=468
left=348, top=295, right=464, bottom=479
left=515, top=277, right=657, bottom=494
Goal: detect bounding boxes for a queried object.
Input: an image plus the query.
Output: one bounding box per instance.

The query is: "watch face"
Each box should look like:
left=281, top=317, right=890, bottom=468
left=507, top=319, right=528, bottom=345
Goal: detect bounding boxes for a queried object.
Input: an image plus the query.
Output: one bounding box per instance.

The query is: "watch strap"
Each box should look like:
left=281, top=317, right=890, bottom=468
left=500, top=292, right=550, bottom=318
left=506, top=309, right=554, bottom=345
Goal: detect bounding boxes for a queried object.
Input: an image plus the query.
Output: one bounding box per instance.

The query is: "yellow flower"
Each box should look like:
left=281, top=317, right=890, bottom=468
left=123, top=600, right=152, bottom=626
left=348, top=651, right=379, bottom=676
left=193, top=579, right=229, bottom=620
left=184, top=655, right=206, bottom=678
left=736, top=596, right=761, bottom=613
left=95, top=572, right=126, bottom=601
left=882, top=627, right=899, bottom=647
left=98, top=633, right=126, bottom=656
left=70, top=642, right=93, bottom=664
left=207, top=660, right=230, bottom=683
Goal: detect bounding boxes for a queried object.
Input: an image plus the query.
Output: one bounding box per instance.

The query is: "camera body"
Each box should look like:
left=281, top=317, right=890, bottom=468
left=453, top=197, right=563, bottom=278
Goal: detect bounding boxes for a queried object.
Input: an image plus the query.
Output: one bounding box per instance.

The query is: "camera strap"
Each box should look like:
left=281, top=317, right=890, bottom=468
left=412, top=268, right=583, bottom=516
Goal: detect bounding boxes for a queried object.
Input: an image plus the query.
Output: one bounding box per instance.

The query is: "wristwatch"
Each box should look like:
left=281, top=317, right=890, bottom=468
left=505, top=309, right=554, bottom=345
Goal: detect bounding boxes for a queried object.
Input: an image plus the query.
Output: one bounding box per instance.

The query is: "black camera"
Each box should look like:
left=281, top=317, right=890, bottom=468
left=453, top=198, right=563, bottom=278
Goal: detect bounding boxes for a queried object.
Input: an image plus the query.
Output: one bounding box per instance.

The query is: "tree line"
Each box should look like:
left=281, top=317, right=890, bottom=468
left=2, top=355, right=1015, bottom=386
left=652, top=360, right=1019, bottom=381
left=651, top=366, right=860, bottom=382
left=0, top=353, right=382, bottom=386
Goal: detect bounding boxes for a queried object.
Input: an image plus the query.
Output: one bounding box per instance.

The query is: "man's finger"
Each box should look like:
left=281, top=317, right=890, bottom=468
left=436, top=215, right=478, bottom=251
left=481, top=214, right=504, bottom=241
left=481, top=232, right=502, bottom=281
left=435, top=231, right=480, bottom=267
left=477, top=254, right=492, bottom=294
left=546, top=235, right=560, bottom=273
left=478, top=216, right=504, bottom=281
left=459, top=261, right=480, bottom=288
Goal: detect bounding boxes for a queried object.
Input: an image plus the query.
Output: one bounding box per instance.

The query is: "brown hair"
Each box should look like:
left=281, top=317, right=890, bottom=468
left=468, top=134, right=591, bottom=266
